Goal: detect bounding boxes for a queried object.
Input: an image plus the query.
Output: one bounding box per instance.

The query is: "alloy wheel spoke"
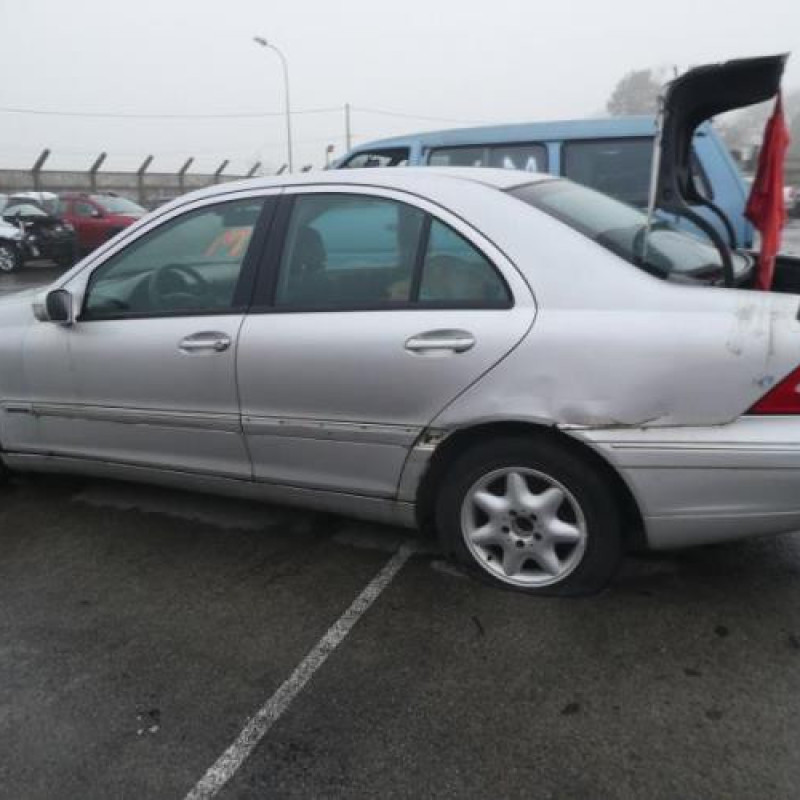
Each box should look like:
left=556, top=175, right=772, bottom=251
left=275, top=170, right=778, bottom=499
left=501, top=544, right=528, bottom=576
left=532, top=544, right=562, bottom=576
left=505, top=471, right=534, bottom=509
left=545, top=518, right=582, bottom=544
left=533, top=486, right=565, bottom=518
left=473, top=489, right=510, bottom=519
left=470, top=522, right=503, bottom=547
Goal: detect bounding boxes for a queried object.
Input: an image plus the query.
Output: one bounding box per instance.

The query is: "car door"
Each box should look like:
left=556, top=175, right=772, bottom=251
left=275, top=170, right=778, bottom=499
left=236, top=186, right=536, bottom=497
left=71, top=198, right=109, bottom=250
left=22, top=192, right=275, bottom=479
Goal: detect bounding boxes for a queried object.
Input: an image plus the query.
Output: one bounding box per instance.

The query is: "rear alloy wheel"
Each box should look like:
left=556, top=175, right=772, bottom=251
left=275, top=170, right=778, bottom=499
left=435, top=437, right=622, bottom=596
left=0, top=241, right=22, bottom=273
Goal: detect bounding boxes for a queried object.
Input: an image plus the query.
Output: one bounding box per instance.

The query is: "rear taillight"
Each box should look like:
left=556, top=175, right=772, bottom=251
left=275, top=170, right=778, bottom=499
left=748, top=365, right=800, bottom=414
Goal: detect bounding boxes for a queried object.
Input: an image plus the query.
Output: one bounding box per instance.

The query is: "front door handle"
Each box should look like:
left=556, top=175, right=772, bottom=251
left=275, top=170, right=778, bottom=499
left=179, top=331, right=232, bottom=353
left=405, top=329, right=476, bottom=355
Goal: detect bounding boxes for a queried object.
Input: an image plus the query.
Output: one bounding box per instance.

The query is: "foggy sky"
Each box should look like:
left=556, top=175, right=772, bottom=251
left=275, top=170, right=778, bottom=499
left=0, top=0, right=798, bottom=175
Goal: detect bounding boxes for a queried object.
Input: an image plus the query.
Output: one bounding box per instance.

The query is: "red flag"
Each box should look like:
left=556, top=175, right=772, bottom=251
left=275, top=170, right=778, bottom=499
left=745, top=94, right=791, bottom=290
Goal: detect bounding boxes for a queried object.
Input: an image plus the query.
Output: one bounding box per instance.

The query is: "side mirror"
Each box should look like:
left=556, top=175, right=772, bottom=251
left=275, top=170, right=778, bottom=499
left=45, top=289, right=74, bottom=324
left=91, top=208, right=103, bottom=218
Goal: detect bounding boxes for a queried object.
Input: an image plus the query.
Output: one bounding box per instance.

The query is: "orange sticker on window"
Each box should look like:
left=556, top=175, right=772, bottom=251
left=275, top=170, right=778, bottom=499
left=205, top=227, right=252, bottom=258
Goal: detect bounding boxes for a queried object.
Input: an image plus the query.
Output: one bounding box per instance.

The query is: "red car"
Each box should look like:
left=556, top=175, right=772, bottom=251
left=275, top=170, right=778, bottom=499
left=59, top=192, right=146, bottom=253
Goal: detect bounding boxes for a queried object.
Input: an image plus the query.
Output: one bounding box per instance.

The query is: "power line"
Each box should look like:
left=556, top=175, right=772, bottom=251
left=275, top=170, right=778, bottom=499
left=0, top=103, right=489, bottom=125
left=0, top=105, right=340, bottom=120
left=352, top=105, right=487, bottom=125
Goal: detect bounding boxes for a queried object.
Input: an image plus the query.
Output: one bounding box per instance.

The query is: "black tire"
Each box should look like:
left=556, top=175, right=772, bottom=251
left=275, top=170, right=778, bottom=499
left=435, top=436, right=622, bottom=596
left=0, top=241, right=22, bottom=273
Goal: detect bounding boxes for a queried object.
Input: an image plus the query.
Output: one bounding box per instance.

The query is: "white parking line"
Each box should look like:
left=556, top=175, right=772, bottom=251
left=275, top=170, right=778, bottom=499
left=183, top=544, right=414, bottom=800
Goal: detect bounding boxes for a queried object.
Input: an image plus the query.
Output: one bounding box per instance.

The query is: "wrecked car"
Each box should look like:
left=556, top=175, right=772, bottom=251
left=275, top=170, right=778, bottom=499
left=0, top=194, right=78, bottom=270
left=1, top=55, right=798, bottom=596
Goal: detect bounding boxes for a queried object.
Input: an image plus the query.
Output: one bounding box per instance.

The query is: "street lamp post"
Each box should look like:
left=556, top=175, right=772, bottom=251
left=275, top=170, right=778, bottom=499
left=253, top=36, right=293, bottom=173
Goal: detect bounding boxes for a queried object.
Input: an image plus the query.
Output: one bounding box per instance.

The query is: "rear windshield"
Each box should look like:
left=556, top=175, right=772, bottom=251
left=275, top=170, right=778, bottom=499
left=428, top=143, right=548, bottom=173
left=507, top=180, right=747, bottom=281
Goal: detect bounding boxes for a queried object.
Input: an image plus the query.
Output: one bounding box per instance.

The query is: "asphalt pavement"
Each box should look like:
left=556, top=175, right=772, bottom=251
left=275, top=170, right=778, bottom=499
left=0, top=260, right=63, bottom=296
left=0, top=475, right=799, bottom=800
left=1, top=223, right=800, bottom=799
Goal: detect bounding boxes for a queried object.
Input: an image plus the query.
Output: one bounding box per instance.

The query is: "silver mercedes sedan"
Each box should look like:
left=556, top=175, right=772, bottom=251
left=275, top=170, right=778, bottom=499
left=2, top=166, right=800, bottom=595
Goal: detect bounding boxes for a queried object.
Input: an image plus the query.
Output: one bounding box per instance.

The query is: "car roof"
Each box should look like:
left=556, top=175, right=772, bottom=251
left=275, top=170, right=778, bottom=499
left=171, top=167, right=555, bottom=208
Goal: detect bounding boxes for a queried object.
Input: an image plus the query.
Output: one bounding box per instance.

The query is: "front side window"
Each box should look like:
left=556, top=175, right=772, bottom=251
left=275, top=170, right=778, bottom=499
left=341, top=148, right=409, bottom=168
left=83, top=198, right=263, bottom=319
left=275, top=193, right=510, bottom=310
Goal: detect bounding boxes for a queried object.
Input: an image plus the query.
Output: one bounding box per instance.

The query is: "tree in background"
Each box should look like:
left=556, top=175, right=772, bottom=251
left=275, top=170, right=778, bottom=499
left=606, top=69, right=662, bottom=116
left=716, top=89, right=800, bottom=170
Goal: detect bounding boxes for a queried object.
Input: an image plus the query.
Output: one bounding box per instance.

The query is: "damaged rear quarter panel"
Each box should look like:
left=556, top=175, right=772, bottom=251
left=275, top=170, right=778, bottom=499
left=431, top=260, right=800, bottom=433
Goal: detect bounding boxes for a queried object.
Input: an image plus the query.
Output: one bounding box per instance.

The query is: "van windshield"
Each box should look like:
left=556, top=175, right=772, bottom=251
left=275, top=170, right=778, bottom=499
left=508, top=180, right=749, bottom=282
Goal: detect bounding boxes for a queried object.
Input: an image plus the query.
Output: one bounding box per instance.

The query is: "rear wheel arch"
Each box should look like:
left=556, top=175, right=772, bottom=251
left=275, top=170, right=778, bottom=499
left=415, top=421, right=647, bottom=551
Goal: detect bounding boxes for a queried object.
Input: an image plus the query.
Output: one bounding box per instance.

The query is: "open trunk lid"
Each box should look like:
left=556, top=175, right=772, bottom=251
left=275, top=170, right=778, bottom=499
left=655, top=54, right=788, bottom=255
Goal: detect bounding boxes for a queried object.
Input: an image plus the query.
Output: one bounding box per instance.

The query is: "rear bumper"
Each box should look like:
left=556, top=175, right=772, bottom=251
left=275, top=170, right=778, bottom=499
left=568, top=416, right=800, bottom=549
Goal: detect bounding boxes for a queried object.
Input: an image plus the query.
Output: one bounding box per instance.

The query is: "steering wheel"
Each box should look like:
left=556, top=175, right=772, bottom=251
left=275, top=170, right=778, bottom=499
left=147, top=263, right=210, bottom=311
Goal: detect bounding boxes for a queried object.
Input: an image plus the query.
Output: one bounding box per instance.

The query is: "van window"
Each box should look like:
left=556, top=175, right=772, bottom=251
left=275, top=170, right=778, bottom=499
left=562, top=139, right=653, bottom=207
left=562, top=138, right=712, bottom=208
left=341, top=148, right=409, bottom=168
left=428, top=143, right=548, bottom=172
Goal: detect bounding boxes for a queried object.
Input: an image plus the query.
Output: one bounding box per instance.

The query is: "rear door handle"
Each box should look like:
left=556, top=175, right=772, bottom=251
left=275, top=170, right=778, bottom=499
left=179, top=331, right=232, bottom=353
left=405, top=329, right=476, bottom=354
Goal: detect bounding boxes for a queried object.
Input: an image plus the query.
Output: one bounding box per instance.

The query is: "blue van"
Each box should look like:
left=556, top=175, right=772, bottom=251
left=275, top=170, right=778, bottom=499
left=334, top=116, right=753, bottom=247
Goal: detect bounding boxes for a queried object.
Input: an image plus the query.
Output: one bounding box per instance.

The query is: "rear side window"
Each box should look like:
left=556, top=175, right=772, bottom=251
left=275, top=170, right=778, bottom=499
left=274, top=193, right=510, bottom=310
left=341, top=148, right=409, bottom=168
left=276, top=194, right=424, bottom=307
left=428, top=143, right=547, bottom=173
left=562, top=138, right=713, bottom=208
left=419, top=220, right=510, bottom=305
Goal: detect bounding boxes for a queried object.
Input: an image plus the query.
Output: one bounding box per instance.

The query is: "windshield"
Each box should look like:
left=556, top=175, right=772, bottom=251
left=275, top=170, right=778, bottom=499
left=507, top=180, right=748, bottom=281
left=91, top=195, right=146, bottom=215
